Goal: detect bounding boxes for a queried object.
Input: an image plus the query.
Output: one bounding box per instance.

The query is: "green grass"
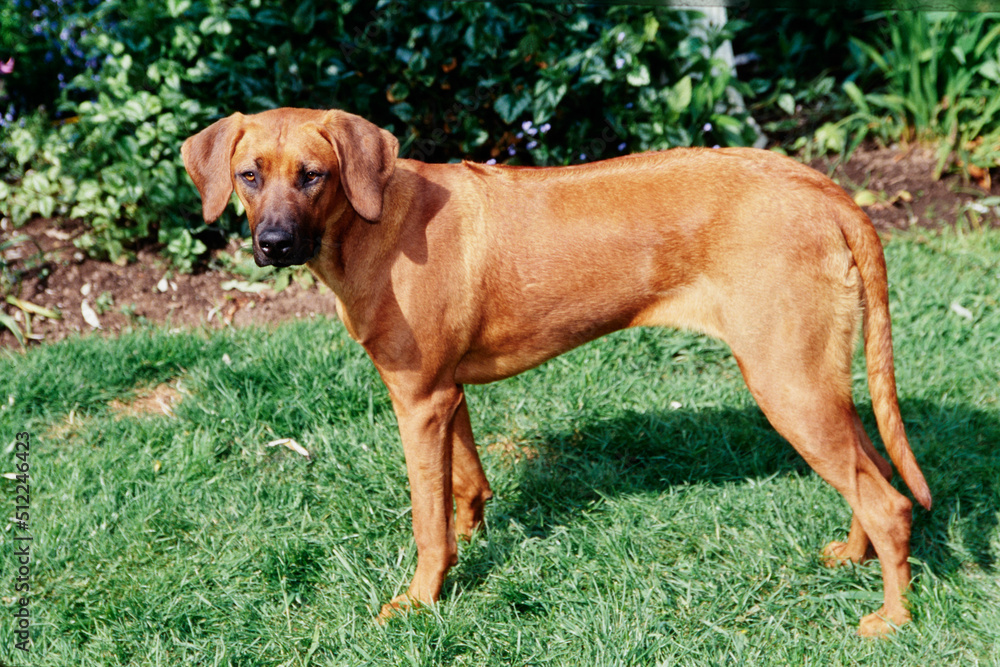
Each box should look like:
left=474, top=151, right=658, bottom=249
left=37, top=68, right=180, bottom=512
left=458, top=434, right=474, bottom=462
left=1, top=229, right=998, bottom=666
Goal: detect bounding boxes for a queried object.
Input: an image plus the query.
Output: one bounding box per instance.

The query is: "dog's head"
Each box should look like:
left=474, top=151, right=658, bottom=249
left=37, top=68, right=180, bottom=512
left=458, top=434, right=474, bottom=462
left=181, top=108, right=399, bottom=267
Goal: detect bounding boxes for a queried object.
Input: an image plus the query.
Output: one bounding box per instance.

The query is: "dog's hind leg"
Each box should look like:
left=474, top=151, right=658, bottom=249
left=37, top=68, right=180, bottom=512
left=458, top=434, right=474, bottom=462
left=451, top=391, right=493, bottom=539
left=731, top=336, right=914, bottom=636
left=822, top=407, right=892, bottom=566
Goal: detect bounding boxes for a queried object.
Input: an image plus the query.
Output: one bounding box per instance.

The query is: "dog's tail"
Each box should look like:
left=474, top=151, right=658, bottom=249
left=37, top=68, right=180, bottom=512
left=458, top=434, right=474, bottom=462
left=839, top=208, right=932, bottom=511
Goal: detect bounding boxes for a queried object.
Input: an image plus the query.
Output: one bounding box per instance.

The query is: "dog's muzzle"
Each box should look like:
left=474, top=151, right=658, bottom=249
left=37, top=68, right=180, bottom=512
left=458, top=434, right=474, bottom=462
left=254, top=227, right=318, bottom=267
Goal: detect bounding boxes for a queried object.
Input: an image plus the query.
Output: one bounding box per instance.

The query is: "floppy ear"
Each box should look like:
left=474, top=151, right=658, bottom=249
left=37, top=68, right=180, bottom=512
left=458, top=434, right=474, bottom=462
left=320, top=110, right=399, bottom=222
left=181, top=113, right=245, bottom=223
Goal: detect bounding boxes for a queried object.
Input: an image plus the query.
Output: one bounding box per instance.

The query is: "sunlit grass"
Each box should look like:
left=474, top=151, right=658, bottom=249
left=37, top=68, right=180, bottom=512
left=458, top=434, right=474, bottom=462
left=1, top=228, right=998, bottom=665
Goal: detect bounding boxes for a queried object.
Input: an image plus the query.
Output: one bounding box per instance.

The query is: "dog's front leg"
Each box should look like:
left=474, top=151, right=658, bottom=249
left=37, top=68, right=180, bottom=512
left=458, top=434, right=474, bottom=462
left=378, top=382, right=465, bottom=621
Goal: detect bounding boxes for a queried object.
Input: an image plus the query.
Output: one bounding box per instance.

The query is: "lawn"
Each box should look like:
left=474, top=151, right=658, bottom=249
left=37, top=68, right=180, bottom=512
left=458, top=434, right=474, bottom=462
left=1, top=228, right=998, bottom=666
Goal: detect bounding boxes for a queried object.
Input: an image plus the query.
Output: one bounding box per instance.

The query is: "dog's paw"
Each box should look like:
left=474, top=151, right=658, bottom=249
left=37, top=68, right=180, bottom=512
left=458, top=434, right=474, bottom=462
left=455, top=490, right=493, bottom=540
left=857, top=606, right=910, bottom=637
left=376, top=595, right=419, bottom=624
left=456, top=519, right=486, bottom=543
left=821, top=540, right=871, bottom=567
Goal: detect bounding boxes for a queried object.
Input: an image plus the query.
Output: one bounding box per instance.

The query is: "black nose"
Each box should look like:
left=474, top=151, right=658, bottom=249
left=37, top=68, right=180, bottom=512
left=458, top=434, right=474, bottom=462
left=257, top=228, right=294, bottom=259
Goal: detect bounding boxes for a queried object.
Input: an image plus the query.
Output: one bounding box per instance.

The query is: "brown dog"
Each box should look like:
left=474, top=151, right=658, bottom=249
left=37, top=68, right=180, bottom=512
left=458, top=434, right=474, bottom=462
left=182, top=107, right=931, bottom=636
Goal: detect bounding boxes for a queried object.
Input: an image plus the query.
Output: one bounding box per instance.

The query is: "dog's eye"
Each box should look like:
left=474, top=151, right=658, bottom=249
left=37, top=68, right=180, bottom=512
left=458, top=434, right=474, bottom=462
left=242, top=171, right=256, bottom=183
left=305, top=171, right=321, bottom=183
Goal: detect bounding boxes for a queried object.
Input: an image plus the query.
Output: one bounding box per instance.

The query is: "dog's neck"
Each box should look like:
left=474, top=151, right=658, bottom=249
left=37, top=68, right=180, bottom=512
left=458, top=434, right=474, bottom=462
left=306, top=166, right=418, bottom=341
left=308, top=162, right=467, bottom=348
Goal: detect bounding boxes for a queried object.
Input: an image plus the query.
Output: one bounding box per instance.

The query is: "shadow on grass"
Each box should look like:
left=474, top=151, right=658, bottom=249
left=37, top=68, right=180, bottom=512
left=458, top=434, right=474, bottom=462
left=452, top=398, right=999, bottom=595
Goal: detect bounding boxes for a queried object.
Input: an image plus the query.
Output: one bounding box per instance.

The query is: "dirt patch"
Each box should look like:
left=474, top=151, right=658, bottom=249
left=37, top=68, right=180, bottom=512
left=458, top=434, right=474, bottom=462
left=1, top=147, right=997, bottom=350
left=1, top=221, right=340, bottom=349
left=486, top=436, right=540, bottom=465
left=108, top=380, right=185, bottom=418
left=811, top=144, right=999, bottom=231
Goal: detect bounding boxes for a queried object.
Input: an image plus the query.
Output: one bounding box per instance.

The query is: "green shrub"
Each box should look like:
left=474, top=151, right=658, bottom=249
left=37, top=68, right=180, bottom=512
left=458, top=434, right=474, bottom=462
left=1, top=1, right=756, bottom=270
left=0, top=1, right=64, bottom=114
left=733, top=9, right=874, bottom=143
left=820, top=11, right=1000, bottom=176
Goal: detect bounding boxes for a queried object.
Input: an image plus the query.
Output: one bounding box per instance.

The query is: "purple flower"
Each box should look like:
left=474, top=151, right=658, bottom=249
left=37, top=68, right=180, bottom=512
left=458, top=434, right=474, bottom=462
left=0, top=58, right=13, bottom=75
left=507, top=145, right=516, bottom=156
left=486, top=158, right=497, bottom=165
left=617, top=31, right=626, bottom=43
left=625, top=102, right=633, bottom=109
left=539, top=123, right=551, bottom=134
left=618, top=142, right=626, bottom=151
left=615, top=57, right=626, bottom=70
left=521, top=120, right=533, bottom=132
left=527, top=140, right=538, bottom=150
left=579, top=153, right=587, bottom=161
left=703, top=122, right=713, bottom=133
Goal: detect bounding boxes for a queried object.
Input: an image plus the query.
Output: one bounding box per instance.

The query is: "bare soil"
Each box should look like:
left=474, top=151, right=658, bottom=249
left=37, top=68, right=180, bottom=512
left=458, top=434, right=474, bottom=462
left=2, top=145, right=997, bottom=350
left=0, top=230, right=340, bottom=349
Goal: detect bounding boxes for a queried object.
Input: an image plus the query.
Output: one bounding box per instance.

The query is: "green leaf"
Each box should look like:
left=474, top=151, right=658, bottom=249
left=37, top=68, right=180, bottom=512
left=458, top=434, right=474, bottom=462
left=533, top=80, right=568, bottom=120
left=199, top=16, right=232, bottom=36
left=6, top=296, right=61, bottom=320
left=626, top=64, right=651, bottom=87
left=273, top=270, right=292, bottom=293
left=777, top=93, right=796, bottom=116
left=980, top=60, right=1000, bottom=84
left=0, top=312, right=25, bottom=348
left=391, top=103, right=415, bottom=123
left=974, top=22, right=1000, bottom=59
left=166, top=0, right=191, bottom=18
left=494, top=94, right=531, bottom=124
left=950, top=45, right=967, bottom=66
left=852, top=189, right=879, bottom=207
left=813, top=122, right=847, bottom=154
left=666, top=76, right=692, bottom=113
left=643, top=15, right=660, bottom=42
left=842, top=81, right=870, bottom=115
left=292, top=1, right=317, bottom=33
left=38, top=196, right=55, bottom=219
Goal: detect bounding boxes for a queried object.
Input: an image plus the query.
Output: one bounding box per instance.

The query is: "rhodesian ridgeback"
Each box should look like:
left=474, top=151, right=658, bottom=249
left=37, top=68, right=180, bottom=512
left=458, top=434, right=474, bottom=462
left=182, top=107, right=931, bottom=636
